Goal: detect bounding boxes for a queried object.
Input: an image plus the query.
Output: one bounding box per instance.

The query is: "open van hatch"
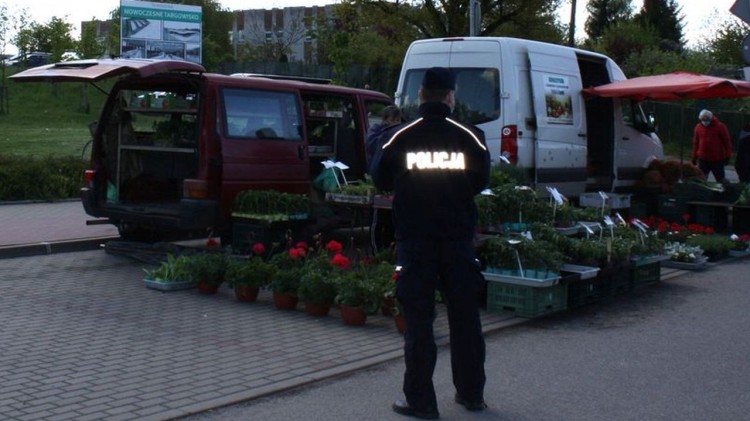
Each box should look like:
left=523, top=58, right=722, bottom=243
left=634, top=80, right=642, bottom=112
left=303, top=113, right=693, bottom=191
left=10, top=58, right=205, bottom=83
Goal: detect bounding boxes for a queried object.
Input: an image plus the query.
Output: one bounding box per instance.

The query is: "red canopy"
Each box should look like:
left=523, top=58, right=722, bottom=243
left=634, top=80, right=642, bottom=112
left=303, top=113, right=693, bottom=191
left=583, top=71, right=750, bottom=101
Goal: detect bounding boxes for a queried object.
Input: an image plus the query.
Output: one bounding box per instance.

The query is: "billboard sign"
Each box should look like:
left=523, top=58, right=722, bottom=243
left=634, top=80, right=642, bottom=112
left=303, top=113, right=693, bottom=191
left=120, top=0, right=202, bottom=64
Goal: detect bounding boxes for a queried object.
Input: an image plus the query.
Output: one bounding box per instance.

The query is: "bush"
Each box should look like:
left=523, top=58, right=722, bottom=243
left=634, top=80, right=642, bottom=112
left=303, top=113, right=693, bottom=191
left=0, top=154, right=86, bottom=201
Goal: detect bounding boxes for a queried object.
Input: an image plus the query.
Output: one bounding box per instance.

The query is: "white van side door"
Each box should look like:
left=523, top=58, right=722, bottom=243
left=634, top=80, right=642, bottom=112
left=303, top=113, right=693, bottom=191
left=527, top=49, right=587, bottom=196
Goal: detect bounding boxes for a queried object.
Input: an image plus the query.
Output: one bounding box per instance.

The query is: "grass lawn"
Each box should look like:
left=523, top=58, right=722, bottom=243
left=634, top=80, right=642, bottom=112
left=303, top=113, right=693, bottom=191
left=1, top=67, right=109, bottom=157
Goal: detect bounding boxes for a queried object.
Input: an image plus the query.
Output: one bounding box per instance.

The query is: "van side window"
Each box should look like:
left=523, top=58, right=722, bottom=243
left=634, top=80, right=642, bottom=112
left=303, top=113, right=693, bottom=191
left=399, top=68, right=500, bottom=125
left=222, top=88, right=302, bottom=140
left=622, top=99, right=649, bottom=131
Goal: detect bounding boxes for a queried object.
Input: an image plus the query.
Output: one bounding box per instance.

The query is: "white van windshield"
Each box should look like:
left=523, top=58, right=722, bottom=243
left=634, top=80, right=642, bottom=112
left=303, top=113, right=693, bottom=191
left=399, top=68, right=500, bottom=125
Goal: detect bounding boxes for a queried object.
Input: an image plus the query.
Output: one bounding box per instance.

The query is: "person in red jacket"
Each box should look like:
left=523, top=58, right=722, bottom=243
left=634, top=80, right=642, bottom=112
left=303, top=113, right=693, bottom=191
left=692, top=109, right=732, bottom=183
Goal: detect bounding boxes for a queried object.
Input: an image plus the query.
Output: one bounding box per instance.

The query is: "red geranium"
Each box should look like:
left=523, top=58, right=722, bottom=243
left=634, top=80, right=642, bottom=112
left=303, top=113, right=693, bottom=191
left=330, top=253, right=350, bottom=269
left=251, top=242, right=266, bottom=256
left=325, top=240, right=343, bottom=254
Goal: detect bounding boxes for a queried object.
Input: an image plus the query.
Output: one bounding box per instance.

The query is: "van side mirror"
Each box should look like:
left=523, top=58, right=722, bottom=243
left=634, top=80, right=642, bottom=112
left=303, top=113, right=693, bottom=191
left=647, top=113, right=657, bottom=132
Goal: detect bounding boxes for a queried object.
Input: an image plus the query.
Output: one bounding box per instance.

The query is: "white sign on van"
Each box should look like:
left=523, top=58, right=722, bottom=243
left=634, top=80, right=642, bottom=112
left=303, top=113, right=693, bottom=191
left=543, top=74, right=573, bottom=125
left=120, top=0, right=203, bottom=64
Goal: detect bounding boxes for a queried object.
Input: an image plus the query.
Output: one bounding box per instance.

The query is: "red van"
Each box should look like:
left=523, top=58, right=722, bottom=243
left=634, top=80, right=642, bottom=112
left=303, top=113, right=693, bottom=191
left=12, top=59, right=393, bottom=241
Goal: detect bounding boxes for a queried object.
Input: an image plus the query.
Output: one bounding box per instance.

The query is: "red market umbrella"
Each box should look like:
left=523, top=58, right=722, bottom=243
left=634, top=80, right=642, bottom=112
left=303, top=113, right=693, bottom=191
left=583, top=71, right=750, bottom=101
left=584, top=71, right=750, bottom=181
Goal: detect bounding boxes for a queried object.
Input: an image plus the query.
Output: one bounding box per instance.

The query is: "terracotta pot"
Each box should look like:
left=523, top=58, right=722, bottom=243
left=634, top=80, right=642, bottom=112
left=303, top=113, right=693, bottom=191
left=197, top=280, right=220, bottom=295
left=381, top=297, right=395, bottom=317
left=273, top=292, right=298, bottom=310
left=340, top=305, right=367, bottom=326
left=394, top=314, right=406, bottom=334
left=304, top=301, right=331, bottom=317
left=234, top=285, right=260, bottom=302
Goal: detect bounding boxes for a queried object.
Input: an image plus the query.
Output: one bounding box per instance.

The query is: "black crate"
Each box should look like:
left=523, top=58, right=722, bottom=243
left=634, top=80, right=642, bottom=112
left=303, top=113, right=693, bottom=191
left=658, top=195, right=689, bottom=223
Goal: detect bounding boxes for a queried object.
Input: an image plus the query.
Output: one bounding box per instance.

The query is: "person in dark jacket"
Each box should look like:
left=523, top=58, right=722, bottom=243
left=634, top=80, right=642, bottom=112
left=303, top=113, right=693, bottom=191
left=735, top=123, right=750, bottom=183
left=366, top=105, right=403, bottom=169
left=370, top=67, right=491, bottom=419
left=692, top=109, right=732, bottom=183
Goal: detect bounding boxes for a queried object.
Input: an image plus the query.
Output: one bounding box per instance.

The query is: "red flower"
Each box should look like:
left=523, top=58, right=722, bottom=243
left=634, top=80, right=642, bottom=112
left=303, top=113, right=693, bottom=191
left=330, top=253, right=350, bottom=269
left=740, top=234, right=750, bottom=242
left=657, top=221, right=669, bottom=232
left=325, top=240, right=343, bottom=254
left=391, top=272, right=399, bottom=281
left=251, top=242, right=266, bottom=256
left=295, top=241, right=308, bottom=250
left=682, top=213, right=691, bottom=223
left=705, top=226, right=715, bottom=235
left=296, top=247, right=307, bottom=257
left=206, top=237, right=219, bottom=248
left=289, top=248, right=303, bottom=260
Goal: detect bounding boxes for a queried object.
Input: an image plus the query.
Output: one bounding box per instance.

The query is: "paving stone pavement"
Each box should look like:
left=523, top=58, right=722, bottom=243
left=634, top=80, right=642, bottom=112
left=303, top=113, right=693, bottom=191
left=0, top=249, right=520, bottom=421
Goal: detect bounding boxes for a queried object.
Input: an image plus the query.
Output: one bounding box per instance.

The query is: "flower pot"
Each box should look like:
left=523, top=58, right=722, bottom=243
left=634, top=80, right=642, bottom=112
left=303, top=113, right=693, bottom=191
left=272, top=291, right=298, bottom=310
left=197, top=280, right=220, bottom=295
left=304, top=301, right=331, bottom=317
left=234, top=285, right=260, bottom=302
left=393, top=314, right=406, bottom=334
left=381, top=297, right=395, bottom=317
left=340, top=305, right=367, bottom=326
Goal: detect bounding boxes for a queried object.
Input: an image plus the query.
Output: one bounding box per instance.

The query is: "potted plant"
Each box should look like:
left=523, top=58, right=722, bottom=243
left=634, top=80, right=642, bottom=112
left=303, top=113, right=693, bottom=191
left=189, top=252, right=227, bottom=294
left=225, top=256, right=277, bottom=302
left=143, top=254, right=196, bottom=291
left=729, top=233, right=750, bottom=256
left=685, top=234, right=735, bottom=261
left=334, top=261, right=392, bottom=325
left=268, top=243, right=307, bottom=310
left=298, top=268, right=338, bottom=317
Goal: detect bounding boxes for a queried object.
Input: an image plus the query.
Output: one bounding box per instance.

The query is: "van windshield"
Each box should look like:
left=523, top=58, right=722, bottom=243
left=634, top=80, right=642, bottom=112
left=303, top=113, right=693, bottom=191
left=399, top=68, right=500, bottom=125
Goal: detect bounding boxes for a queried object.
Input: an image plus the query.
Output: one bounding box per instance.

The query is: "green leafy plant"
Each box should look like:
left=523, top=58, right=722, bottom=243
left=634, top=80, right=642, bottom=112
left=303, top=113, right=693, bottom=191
left=232, top=189, right=309, bottom=221
left=188, top=253, right=228, bottom=286
left=334, top=261, right=393, bottom=313
left=298, top=268, right=338, bottom=305
left=224, top=256, right=277, bottom=288
left=685, top=234, right=734, bottom=260
left=143, top=254, right=194, bottom=282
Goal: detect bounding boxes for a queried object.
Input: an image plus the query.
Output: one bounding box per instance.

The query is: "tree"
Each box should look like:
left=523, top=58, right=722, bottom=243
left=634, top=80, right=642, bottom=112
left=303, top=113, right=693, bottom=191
left=584, top=0, right=632, bottom=40
left=364, top=0, right=565, bottom=43
left=14, top=17, right=75, bottom=62
left=634, top=0, right=684, bottom=52
left=701, top=17, right=748, bottom=70
left=78, top=19, right=105, bottom=59
left=587, top=19, right=659, bottom=69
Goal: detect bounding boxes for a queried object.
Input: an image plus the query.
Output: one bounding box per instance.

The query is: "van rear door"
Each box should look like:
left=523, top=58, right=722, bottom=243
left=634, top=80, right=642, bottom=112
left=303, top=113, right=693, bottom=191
left=527, top=48, right=587, bottom=197
left=9, top=58, right=205, bottom=82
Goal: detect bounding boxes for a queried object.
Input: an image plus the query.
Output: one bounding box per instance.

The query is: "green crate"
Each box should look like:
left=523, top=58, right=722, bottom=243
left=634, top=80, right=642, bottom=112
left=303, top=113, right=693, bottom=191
left=598, top=265, right=632, bottom=297
left=486, top=281, right=567, bottom=318
left=630, top=261, right=661, bottom=287
left=565, top=276, right=604, bottom=308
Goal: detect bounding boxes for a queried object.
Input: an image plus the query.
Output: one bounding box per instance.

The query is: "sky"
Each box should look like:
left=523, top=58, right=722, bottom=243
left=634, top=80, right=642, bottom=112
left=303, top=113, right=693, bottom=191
left=0, top=0, right=741, bottom=55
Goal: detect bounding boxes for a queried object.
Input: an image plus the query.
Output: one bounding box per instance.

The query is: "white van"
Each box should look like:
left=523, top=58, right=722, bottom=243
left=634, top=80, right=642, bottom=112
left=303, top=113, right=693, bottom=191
left=395, top=37, right=663, bottom=197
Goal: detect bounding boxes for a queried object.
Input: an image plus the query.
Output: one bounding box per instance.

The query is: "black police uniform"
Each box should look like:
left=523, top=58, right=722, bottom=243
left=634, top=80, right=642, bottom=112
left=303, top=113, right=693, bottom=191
left=370, top=97, right=491, bottom=413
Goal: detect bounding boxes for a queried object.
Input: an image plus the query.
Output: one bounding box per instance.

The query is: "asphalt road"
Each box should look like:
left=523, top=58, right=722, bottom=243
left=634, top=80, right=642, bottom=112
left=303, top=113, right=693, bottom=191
left=180, top=258, right=750, bottom=421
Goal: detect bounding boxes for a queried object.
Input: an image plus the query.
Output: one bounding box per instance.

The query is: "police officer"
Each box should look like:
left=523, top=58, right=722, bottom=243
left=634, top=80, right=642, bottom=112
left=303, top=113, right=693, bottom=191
left=370, top=67, right=491, bottom=419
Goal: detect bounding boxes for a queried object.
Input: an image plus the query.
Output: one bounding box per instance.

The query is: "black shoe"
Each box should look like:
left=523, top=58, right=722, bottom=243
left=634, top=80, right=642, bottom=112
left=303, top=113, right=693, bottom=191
left=392, top=399, right=439, bottom=419
left=454, top=393, right=487, bottom=411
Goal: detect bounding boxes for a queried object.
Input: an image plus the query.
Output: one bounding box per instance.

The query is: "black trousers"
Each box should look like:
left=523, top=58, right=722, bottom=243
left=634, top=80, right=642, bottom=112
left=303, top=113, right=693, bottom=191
left=396, top=239, right=486, bottom=411
left=698, top=159, right=726, bottom=182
